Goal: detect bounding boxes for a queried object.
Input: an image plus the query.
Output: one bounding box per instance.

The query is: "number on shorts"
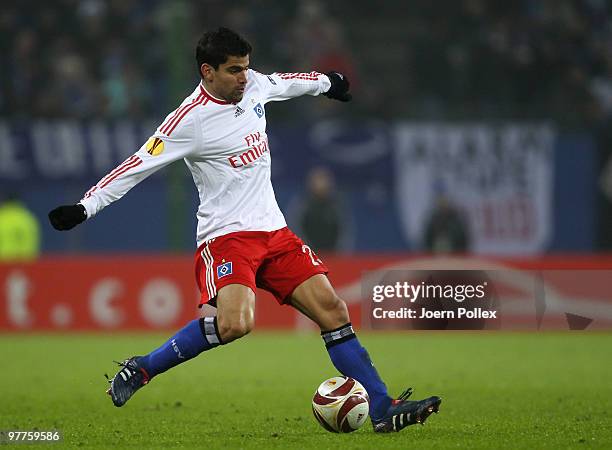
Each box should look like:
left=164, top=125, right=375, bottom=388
left=302, top=245, right=322, bottom=266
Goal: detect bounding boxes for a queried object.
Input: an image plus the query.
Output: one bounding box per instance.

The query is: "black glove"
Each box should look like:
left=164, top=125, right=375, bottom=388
left=48, top=204, right=87, bottom=230
left=323, top=71, right=352, bottom=102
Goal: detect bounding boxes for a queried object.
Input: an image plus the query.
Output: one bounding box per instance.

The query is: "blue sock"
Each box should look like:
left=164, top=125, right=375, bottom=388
left=322, top=323, right=392, bottom=421
left=139, top=317, right=222, bottom=378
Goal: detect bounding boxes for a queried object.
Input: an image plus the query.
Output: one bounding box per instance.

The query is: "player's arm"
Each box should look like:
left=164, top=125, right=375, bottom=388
left=255, top=70, right=352, bottom=103
left=48, top=114, right=198, bottom=231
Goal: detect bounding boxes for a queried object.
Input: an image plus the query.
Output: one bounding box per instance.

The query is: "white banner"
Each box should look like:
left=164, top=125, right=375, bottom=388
left=394, top=124, right=555, bottom=254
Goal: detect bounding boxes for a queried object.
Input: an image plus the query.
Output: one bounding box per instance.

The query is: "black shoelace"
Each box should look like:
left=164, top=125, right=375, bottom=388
left=398, top=387, right=413, bottom=401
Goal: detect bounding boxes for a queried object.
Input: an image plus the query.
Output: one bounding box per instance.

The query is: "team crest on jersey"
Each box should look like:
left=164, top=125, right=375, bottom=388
left=216, top=261, right=233, bottom=279
left=253, top=103, right=264, bottom=118
left=145, top=137, right=165, bottom=156
left=234, top=106, right=245, bottom=118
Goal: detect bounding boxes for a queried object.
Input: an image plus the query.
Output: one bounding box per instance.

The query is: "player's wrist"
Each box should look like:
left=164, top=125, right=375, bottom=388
left=323, top=71, right=352, bottom=102
left=76, top=203, right=88, bottom=220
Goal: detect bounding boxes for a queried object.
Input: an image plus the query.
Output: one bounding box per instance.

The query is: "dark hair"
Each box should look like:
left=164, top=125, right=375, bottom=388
left=196, top=27, right=252, bottom=74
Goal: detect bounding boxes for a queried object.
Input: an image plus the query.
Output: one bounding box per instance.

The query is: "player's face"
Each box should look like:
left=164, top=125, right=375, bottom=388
left=203, top=55, right=250, bottom=103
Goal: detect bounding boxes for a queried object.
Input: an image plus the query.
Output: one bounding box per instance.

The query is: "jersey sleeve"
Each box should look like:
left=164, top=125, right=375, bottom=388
left=252, top=70, right=332, bottom=103
left=79, top=113, right=199, bottom=218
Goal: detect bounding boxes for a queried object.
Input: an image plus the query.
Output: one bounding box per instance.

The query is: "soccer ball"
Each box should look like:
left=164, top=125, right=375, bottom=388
left=312, top=376, right=370, bottom=433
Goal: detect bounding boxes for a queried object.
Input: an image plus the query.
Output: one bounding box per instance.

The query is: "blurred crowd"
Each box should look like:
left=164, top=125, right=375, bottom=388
left=0, top=0, right=611, bottom=126
left=0, top=0, right=169, bottom=118
left=397, top=0, right=612, bottom=126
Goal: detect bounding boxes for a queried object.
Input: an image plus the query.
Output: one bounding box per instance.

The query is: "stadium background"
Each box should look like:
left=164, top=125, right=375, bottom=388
left=2, top=0, right=611, bottom=254
left=1, top=1, right=612, bottom=448
left=2, top=0, right=612, bottom=329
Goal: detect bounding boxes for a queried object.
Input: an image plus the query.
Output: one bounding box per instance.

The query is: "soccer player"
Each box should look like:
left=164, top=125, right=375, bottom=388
left=48, top=27, right=441, bottom=432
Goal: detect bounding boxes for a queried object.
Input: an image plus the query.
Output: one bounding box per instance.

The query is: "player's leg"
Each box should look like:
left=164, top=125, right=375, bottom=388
left=254, top=229, right=394, bottom=421
left=289, top=274, right=392, bottom=420
left=139, top=283, right=254, bottom=375
left=107, top=231, right=267, bottom=406
left=107, top=284, right=254, bottom=407
left=290, top=274, right=441, bottom=432
left=215, top=284, right=255, bottom=342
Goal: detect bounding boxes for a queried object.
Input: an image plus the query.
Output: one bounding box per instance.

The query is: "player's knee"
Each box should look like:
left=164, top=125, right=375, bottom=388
left=330, top=296, right=350, bottom=327
left=218, top=315, right=253, bottom=343
left=319, top=291, right=350, bottom=329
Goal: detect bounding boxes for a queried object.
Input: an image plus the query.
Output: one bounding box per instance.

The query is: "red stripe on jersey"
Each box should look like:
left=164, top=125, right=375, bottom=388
left=163, top=95, right=206, bottom=136
left=83, top=186, right=97, bottom=199
left=276, top=71, right=321, bottom=80
left=160, top=94, right=203, bottom=134
left=160, top=107, right=186, bottom=135
left=98, top=157, right=143, bottom=189
left=280, top=75, right=320, bottom=80
left=160, top=96, right=199, bottom=134
left=96, top=155, right=138, bottom=187
left=160, top=93, right=204, bottom=135
left=84, top=155, right=139, bottom=198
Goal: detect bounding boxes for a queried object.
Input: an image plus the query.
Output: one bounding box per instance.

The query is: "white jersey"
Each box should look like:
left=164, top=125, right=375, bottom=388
left=79, top=70, right=331, bottom=247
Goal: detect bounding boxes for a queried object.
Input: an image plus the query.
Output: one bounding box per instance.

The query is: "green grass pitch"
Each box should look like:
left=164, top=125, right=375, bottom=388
left=1, top=332, right=611, bottom=449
